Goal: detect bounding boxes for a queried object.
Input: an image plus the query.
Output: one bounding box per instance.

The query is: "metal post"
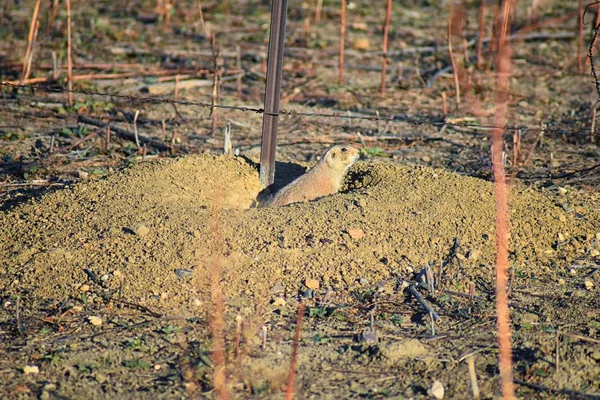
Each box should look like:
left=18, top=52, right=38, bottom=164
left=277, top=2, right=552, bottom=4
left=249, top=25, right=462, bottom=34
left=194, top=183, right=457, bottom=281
left=259, top=0, right=288, bottom=188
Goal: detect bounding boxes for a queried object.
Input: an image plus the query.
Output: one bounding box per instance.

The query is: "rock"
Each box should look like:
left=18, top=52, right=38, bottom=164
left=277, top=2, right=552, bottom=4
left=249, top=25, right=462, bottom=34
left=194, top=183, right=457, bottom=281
left=558, top=278, right=566, bottom=285
left=557, top=233, right=565, bottom=242
left=270, top=282, right=284, bottom=294
left=557, top=187, right=568, bottom=196
left=346, top=228, right=366, bottom=239
left=88, top=316, right=103, bottom=326
left=305, top=278, right=320, bottom=290
left=79, top=284, right=90, bottom=292
left=467, top=249, right=481, bottom=261
left=585, top=280, right=594, bottom=290
left=429, top=380, right=444, bottom=399
left=23, top=365, right=39, bottom=375
left=352, top=38, right=370, bottom=50
left=590, top=249, right=600, bottom=257
left=357, top=330, right=378, bottom=343
left=272, top=297, right=286, bottom=307
left=174, top=269, right=193, bottom=279
left=134, top=224, right=150, bottom=237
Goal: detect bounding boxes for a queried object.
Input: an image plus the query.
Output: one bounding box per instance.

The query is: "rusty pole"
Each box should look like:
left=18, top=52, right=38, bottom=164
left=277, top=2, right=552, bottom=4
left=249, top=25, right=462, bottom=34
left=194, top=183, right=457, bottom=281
left=259, top=0, right=289, bottom=188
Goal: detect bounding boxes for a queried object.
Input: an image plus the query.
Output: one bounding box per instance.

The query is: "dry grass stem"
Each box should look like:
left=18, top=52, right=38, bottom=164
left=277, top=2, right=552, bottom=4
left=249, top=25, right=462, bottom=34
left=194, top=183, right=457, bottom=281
left=448, top=7, right=462, bottom=107
left=578, top=0, right=584, bottom=73
left=477, top=0, right=486, bottom=70
left=466, top=355, right=481, bottom=399
left=285, top=301, right=305, bottom=400
left=380, top=0, right=393, bottom=94
left=491, top=0, right=516, bottom=398
left=339, top=0, right=346, bottom=85
left=66, top=0, right=74, bottom=106
left=20, top=0, right=42, bottom=84
left=315, top=0, right=323, bottom=23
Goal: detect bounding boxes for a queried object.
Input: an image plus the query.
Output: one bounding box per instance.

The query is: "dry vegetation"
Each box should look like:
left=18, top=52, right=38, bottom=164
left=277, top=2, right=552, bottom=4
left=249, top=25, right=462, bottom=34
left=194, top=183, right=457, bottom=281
left=1, top=0, right=600, bottom=399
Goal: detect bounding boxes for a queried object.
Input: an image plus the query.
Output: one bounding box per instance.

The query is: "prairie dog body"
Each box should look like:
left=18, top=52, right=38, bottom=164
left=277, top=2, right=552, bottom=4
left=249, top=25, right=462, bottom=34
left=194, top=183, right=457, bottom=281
left=263, top=145, right=360, bottom=207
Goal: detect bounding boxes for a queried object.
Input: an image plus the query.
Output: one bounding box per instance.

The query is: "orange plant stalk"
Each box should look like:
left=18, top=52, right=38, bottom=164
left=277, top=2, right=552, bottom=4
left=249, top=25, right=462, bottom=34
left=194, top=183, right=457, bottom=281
left=66, top=0, right=73, bottom=106
left=20, top=0, right=42, bottom=84
left=285, top=301, right=305, bottom=400
left=339, top=0, right=346, bottom=85
left=491, top=0, right=515, bottom=398
left=380, top=0, right=393, bottom=94
left=476, top=0, right=486, bottom=70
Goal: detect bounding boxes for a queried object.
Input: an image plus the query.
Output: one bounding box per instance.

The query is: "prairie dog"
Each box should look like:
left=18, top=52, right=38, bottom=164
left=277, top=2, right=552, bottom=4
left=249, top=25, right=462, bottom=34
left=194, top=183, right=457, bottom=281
left=263, top=145, right=360, bottom=207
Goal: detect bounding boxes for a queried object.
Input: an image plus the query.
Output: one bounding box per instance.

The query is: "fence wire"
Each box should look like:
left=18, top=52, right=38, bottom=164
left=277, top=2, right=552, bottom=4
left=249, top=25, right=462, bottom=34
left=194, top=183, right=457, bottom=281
left=1, top=81, right=536, bottom=133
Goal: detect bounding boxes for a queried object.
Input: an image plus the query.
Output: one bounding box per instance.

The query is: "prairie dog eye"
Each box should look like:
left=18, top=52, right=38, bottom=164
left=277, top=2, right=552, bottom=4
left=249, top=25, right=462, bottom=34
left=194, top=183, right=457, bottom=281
left=341, top=147, right=347, bottom=152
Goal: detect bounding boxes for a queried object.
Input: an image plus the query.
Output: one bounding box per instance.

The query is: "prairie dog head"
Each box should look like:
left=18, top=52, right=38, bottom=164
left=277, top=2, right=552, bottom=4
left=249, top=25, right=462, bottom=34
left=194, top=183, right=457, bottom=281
left=324, top=145, right=360, bottom=172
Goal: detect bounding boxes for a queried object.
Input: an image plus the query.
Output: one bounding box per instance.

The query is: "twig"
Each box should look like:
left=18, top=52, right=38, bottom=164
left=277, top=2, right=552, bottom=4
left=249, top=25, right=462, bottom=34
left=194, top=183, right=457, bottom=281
left=210, top=36, right=220, bottom=136
left=285, top=301, right=305, bottom=400
left=315, top=0, right=323, bottom=23
left=223, top=122, right=232, bottom=155
left=555, top=329, right=560, bottom=373
left=20, top=0, right=42, bottom=85
left=78, top=116, right=171, bottom=151
left=236, top=45, right=242, bottom=97
left=448, top=7, right=461, bottom=106
left=234, top=315, right=243, bottom=361
left=514, top=379, right=600, bottom=399
left=133, top=110, right=141, bottom=148
left=578, top=0, right=585, bottom=74
left=339, top=0, right=346, bottom=85
left=407, top=284, right=440, bottom=321
left=466, top=355, right=481, bottom=399
left=380, top=0, right=392, bottom=94
left=562, top=332, right=600, bottom=345
left=66, top=0, right=73, bottom=106
left=16, top=296, right=21, bottom=333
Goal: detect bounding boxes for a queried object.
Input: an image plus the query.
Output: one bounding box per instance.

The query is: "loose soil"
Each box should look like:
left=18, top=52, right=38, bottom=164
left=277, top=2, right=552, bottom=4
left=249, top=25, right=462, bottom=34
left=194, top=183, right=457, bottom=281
left=2, top=0, right=600, bottom=398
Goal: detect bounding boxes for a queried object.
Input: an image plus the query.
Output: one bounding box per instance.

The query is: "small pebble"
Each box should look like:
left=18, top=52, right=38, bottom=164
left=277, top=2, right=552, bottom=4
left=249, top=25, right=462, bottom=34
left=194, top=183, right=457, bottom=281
left=557, top=187, right=568, bottom=196
left=134, top=224, right=150, bottom=237
left=557, top=233, right=565, bottom=242
left=347, top=227, right=366, bottom=240
left=467, top=249, right=481, bottom=261
left=22, top=365, right=39, bottom=375
left=590, top=249, right=600, bottom=257
left=558, top=278, right=566, bottom=285
left=585, top=280, right=594, bottom=290
left=357, top=330, right=378, bottom=343
left=154, top=364, right=161, bottom=371
left=305, top=278, right=320, bottom=290
left=100, top=274, right=109, bottom=282
left=270, top=282, right=284, bottom=294
left=559, top=215, right=567, bottom=222
left=88, top=316, right=103, bottom=326
left=79, top=284, right=90, bottom=292
left=272, top=297, right=286, bottom=307
left=174, top=269, right=193, bottom=279
left=429, top=380, right=444, bottom=399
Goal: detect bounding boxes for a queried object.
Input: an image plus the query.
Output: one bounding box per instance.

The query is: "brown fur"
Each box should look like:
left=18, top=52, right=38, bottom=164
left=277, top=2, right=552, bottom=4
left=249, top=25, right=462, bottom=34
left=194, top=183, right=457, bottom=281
left=263, top=145, right=360, bottom=207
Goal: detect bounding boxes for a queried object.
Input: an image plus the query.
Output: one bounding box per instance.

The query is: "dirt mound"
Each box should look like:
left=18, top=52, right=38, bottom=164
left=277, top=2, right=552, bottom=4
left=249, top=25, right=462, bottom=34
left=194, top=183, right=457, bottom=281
left=0, top=155, right=597, bottom=315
